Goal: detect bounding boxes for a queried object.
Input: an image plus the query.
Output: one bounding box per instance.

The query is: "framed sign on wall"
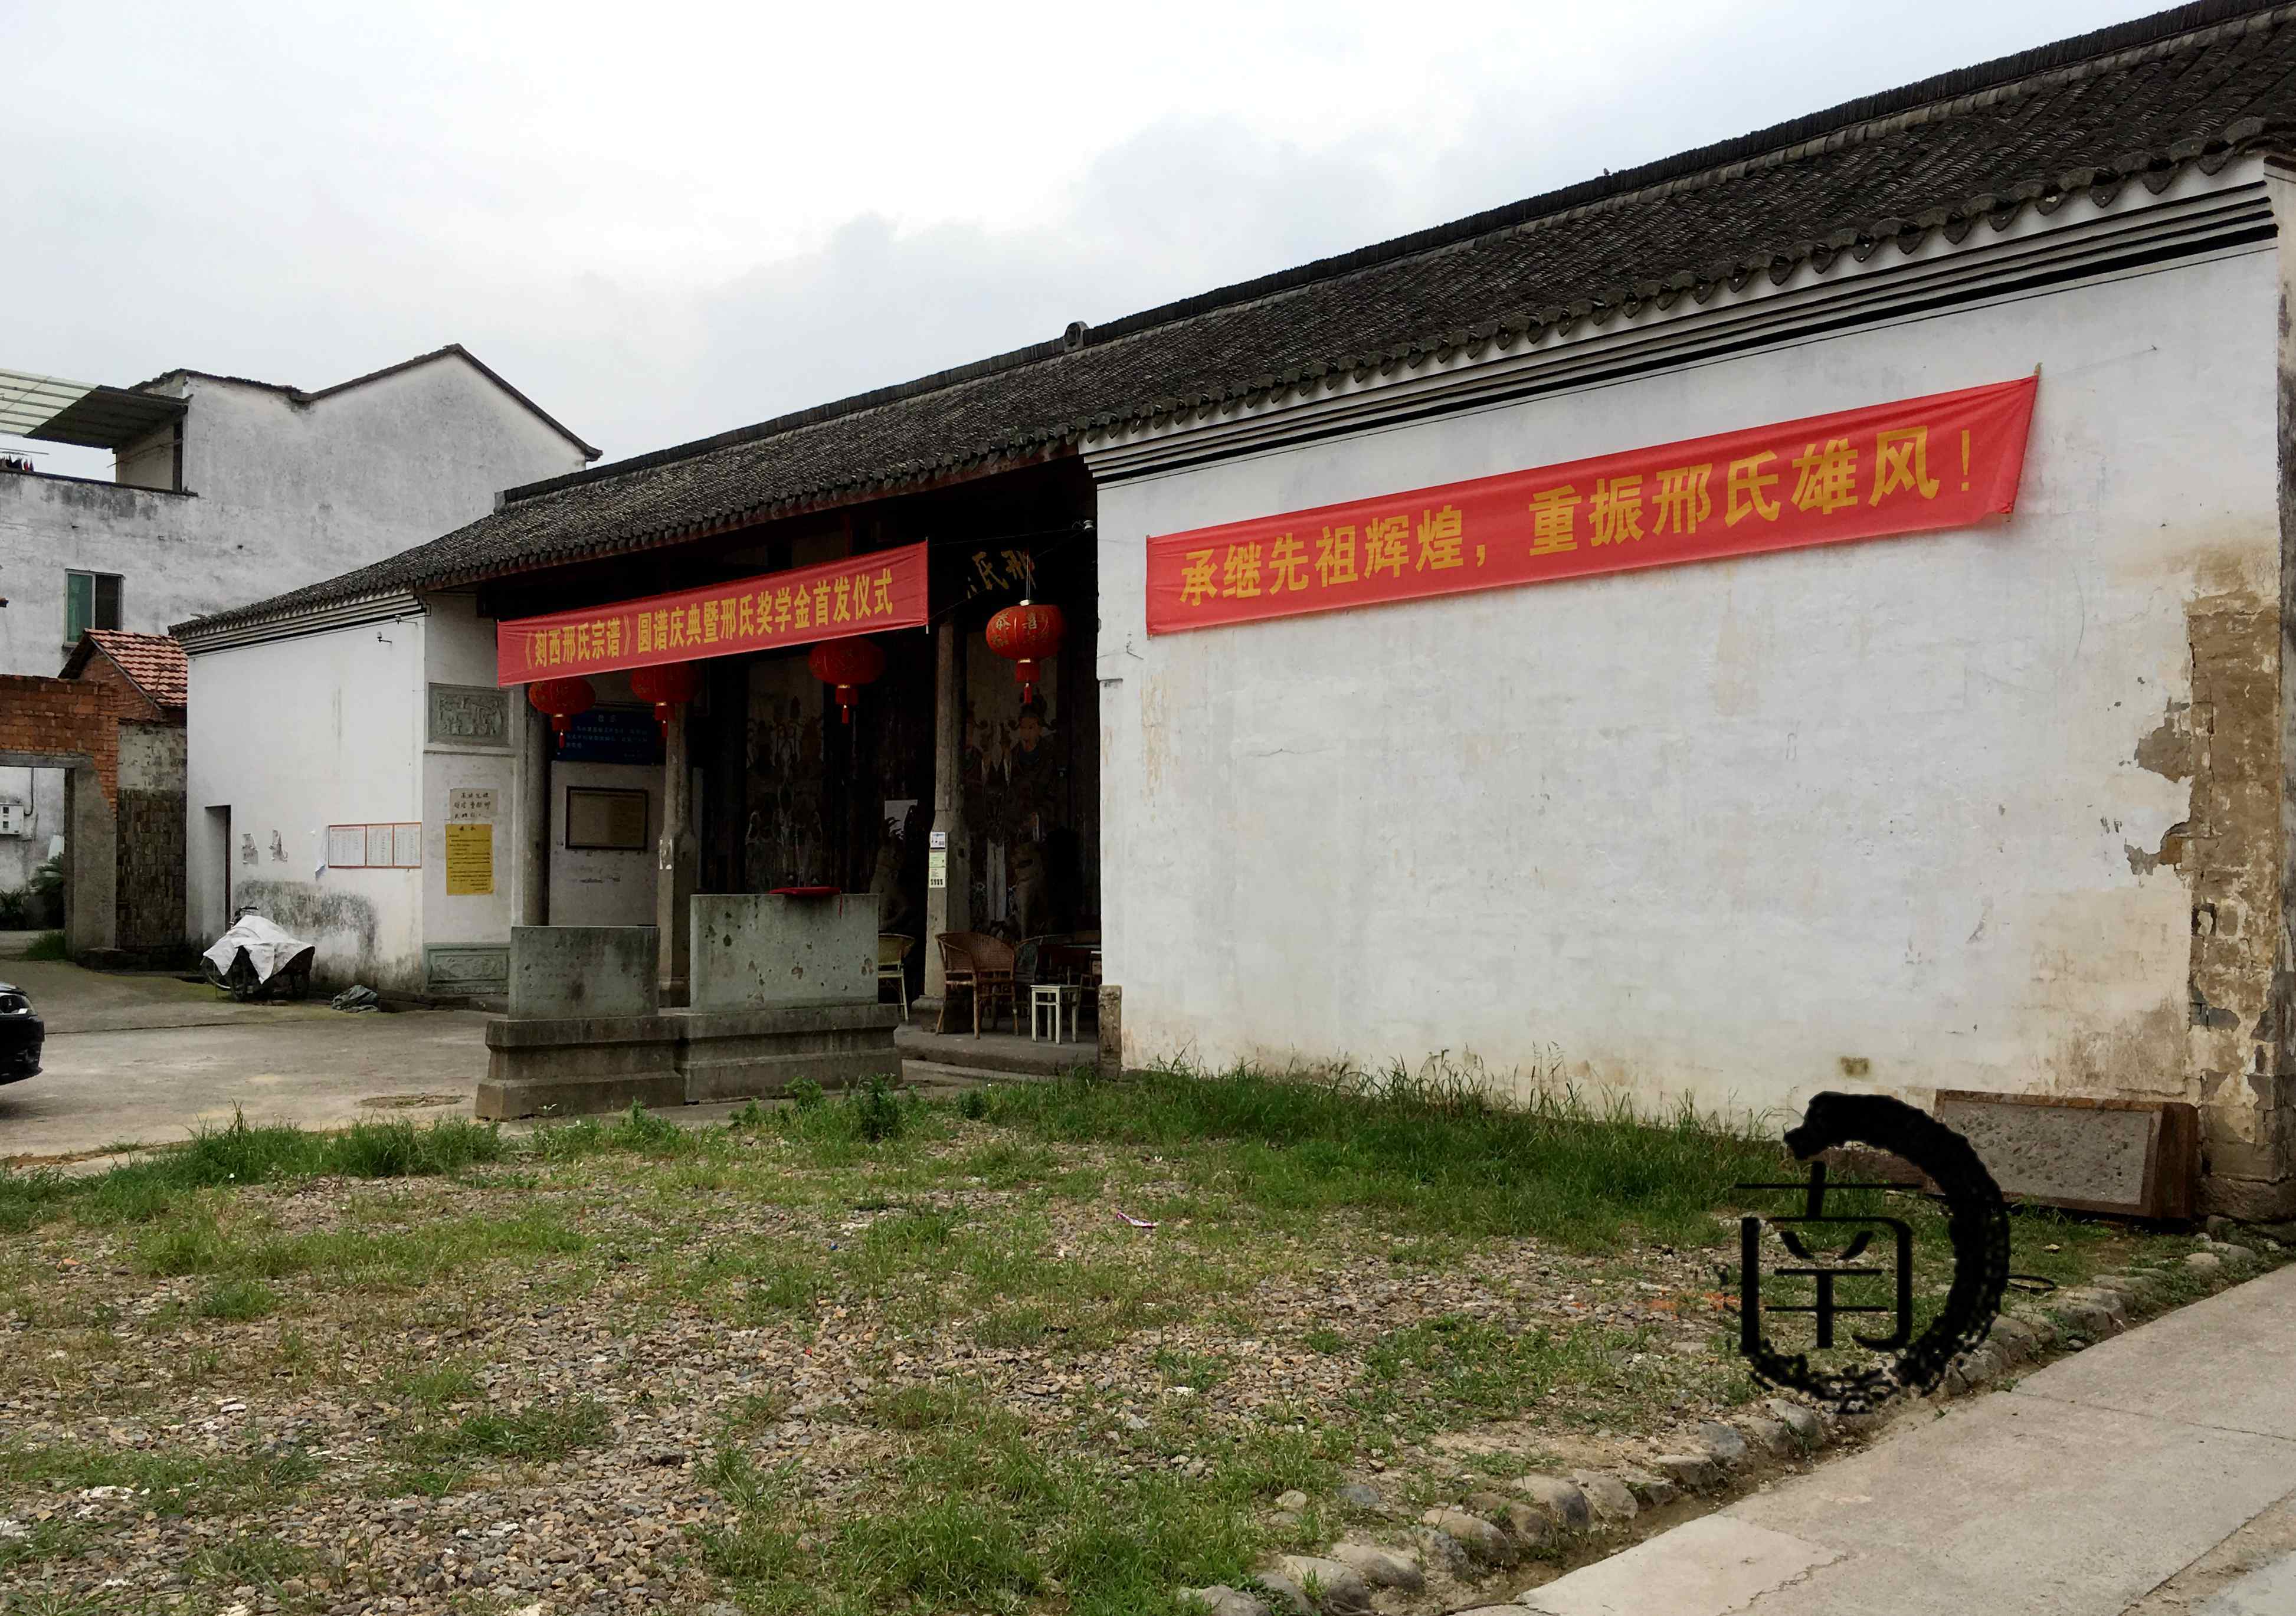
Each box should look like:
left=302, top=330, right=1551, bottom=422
left=566, top=787, right=648, bottom=851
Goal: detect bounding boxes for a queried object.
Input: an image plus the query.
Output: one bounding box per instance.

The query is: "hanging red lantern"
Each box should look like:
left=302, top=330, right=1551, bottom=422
left=985, top=600, right=1065, bottom=703
left=808, top=637, right=886, bottom=725
left=628, top=662, right=700, bottom=736
left=526, top=676, right=596, bottom=752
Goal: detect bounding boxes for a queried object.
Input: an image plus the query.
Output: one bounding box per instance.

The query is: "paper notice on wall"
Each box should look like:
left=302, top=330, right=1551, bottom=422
left=448, top=788, right=497, bottom=823
left=928, top=848, right=948, bottom=890
left=444, top=822, right=494, bottom=896
left=327, top=825, right=365, bottom=868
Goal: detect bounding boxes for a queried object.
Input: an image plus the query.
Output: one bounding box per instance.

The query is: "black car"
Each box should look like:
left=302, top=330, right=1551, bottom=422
left=0, top=979, right=41, bottom=1084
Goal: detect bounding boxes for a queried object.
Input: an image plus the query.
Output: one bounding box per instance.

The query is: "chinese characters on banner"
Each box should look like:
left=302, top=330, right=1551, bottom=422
left=1144, top=378, right=2038, bottom=635
left=494, top=541, right=930, bottom=687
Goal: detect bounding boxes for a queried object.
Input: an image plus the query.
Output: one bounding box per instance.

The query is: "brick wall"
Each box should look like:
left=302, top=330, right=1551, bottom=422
left=0, top=675, right=126, bottom=804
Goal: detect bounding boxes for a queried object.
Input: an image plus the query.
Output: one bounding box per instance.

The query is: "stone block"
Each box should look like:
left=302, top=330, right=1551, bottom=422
left=508, top=925, right=659, bottom=1020
left=1568, top=1471, right=1638, bottom=1521
left=476, top=1012, right=682, bottom=1119
left=1933, top=1090, right=2197, bottom=1218
left=1328, top=1543, right=1422, bottom=1591
left=675, top=1000, right=902, bottom=1102
left=1420, top=1508, right=1515, bottom=1565
left=690, top=893, right=877, bottom=1010
left=1274, top=1555, right=1370, bottom=1614
left=1765, top=1399, right=1827, bottom=1447
left=1611, top=1466, right=1677, bottom=1507
left=1512, top=1473, right=1591, bottom=1529
left=1649, top=1453, right=1721, bottom=1489
left=1695, top=1420, right=1750, bottom=1465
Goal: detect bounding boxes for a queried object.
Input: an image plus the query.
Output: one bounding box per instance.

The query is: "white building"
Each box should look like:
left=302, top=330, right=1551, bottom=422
left=0, top=346, right=597, bottom=895
left=179, top=4, right=2296, bottom=1216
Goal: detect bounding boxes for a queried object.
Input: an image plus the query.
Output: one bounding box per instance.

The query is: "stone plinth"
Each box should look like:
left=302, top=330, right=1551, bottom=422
left=476, top=1014, right=682, bottom=1119
left=675, top=1001, right=903, bottom=1103
left=508, top=925, right=659, bottom=1020
left=690, top=894, right=877, bottom=1010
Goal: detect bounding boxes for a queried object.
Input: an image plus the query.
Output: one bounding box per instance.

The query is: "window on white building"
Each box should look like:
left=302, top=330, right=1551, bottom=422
left=64, top=569, right=122, bottom=646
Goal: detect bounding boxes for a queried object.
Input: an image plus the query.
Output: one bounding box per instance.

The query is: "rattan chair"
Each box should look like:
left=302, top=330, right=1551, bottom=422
left=935, top=931, right=1017, bottom=1036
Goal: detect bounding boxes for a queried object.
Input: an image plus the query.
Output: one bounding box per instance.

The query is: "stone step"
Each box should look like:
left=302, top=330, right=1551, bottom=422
left=900, top=1058, right=1059, bottom=1089
left=892, top=1024, right=1092, bottom=1079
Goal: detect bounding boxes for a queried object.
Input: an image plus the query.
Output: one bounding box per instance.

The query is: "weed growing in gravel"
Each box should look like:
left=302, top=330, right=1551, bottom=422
left=0, top=1441, right=316, bottom=1516
left=385, top=1362, right=482, bottom=1410
left=195, top=1276, right=278, bottom=1321
left=183, top=1529, right=315, bottom=1588
left=400, top=1396, right=613, bottom=1466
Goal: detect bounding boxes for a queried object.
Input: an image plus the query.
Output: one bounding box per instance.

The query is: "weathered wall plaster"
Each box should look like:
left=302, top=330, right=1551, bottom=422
left=1096, top=245, right=2287, bottom=1211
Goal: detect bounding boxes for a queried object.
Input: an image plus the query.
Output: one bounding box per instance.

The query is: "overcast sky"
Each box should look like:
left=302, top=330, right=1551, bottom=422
left=6, top=1, right=2166, bottom=478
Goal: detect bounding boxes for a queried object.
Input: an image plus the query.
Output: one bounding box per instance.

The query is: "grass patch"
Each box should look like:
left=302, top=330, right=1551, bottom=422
left=0, top=1441, right=317, bottom=1516
left=195, top=1276, right=278, bottom=1320
left=397, top=1396, right=613, bottom=1468
left=974, top=1056, right=1789, bottom=1247
left=1, top=1113, right=509, bottom=1232
left=20, top=929, right=67, bottom=961
left=183, top=1529, right=315, bottom=1587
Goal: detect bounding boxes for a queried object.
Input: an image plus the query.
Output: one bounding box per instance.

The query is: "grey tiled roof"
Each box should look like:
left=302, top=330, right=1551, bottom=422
left=182, top=0, right=2296, bottom=637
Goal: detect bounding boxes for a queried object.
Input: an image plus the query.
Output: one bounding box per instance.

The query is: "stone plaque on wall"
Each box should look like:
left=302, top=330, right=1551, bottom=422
left=428, top=684, right=511, bottom=749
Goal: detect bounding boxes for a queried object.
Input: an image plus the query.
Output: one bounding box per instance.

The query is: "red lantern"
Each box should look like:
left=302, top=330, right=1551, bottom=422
left=985, top=600, right=1065, bottom=703
left=628, top=662, right=700, bottom=736
left=808, top=637, right=886, bottom=725
left=527, top=676, right=596, bottom=752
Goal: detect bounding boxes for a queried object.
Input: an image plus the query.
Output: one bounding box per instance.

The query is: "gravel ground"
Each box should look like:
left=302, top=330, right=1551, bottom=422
left=0, top=1101, right=2195, bottom=1615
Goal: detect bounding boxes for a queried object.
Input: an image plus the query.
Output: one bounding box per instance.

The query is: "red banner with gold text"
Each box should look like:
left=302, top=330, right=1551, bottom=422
left=495, top=541, right=928, bottom=686
left=1144, top=377, right=2038, bottom=635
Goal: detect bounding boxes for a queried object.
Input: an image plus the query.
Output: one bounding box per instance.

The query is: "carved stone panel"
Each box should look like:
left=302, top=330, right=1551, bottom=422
left=428, top=684, right=510, bottom=749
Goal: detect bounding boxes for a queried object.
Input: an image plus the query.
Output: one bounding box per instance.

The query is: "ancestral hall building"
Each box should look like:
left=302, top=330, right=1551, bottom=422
left=182, top=2, right=2296, bottom=1217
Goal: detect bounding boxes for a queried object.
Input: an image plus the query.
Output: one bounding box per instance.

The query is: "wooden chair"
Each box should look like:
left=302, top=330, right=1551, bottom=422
left=877, top=935, right=914, bottom=1021
left=935, top=932, right=1017, bottom=1036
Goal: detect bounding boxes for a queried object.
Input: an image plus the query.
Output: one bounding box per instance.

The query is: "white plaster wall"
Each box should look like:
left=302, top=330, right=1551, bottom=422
left=0, top=353, right=587, bottom=678
left=185, top=613, right=427, bottom=987
left=1096, top=251, right=2278, bottom=1124
left=421, top=595, right=518, bottom=949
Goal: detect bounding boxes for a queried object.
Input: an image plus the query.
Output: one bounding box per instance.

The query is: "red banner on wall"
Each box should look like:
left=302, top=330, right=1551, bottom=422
left=1145, top=377, right=2038, bottom=635
left=494, top=541, right=929, bottom=687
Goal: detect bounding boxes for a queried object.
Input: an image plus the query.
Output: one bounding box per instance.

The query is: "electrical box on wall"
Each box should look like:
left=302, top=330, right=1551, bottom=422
left=0, top=802, right=26, bottom=838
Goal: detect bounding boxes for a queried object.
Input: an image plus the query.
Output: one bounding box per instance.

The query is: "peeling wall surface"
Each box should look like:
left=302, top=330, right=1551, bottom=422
left=0, top=356, right=587, bottom=678
left=1096, top=248, right=2282, bottom=1195
left=185, top=617, right=427, bottom=989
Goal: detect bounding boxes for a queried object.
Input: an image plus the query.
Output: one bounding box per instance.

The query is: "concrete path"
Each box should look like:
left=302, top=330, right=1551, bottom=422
left=1518, top=1262, right=2296, bottom=1616
left=1, top=956, right=487, bottom=1164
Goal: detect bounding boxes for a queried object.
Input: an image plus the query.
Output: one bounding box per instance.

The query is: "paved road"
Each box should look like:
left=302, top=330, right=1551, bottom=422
left=1518, top=1261, right=2296, bottom=1616
left=0, top=955, right=486, bottom=1164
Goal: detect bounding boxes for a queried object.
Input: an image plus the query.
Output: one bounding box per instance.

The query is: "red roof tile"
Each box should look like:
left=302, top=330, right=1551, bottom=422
left=63, top=630, right=189, bottom=713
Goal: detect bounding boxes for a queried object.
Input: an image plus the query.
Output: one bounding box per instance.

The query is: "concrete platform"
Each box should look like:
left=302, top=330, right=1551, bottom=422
left=678, top=1001, right=902, bottom=1102
left=894, top=1022, right=1096, bottom=1084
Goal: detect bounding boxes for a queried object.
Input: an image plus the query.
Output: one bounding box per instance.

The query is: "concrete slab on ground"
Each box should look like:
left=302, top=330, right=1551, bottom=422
left=1518, top=1263, right=2296, bottom=1616
left=2, top=1003, right=488, bottom=1164
left=0, top=956, right=338, bottom=1035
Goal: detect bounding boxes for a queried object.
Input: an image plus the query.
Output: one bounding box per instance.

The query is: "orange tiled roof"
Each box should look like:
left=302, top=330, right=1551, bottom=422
left=64, top=630, right=189, bottom=714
